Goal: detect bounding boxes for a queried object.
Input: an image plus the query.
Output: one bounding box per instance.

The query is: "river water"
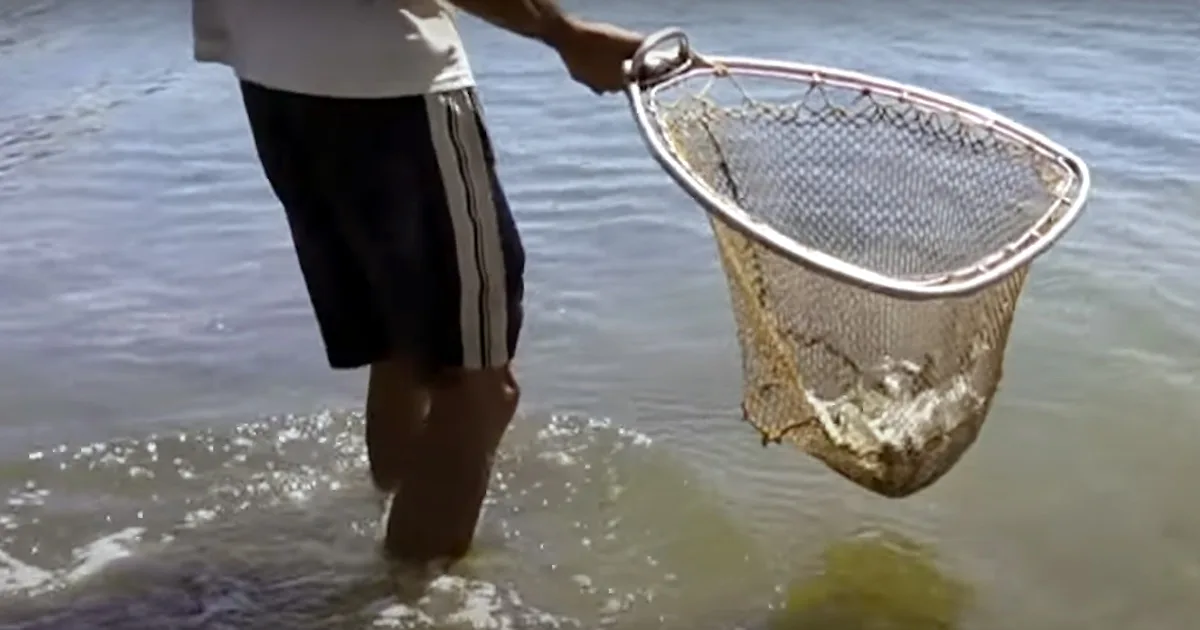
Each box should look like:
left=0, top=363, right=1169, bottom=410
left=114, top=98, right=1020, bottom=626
left=1, top=1, right=1198, bottom=628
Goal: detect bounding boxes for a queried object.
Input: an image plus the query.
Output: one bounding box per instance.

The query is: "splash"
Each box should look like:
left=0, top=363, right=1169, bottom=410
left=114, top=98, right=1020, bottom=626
left=0, top=409, right=749, bottom=629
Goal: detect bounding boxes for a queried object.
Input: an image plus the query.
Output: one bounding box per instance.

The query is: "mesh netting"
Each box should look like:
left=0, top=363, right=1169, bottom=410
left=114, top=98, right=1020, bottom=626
left=643, top=69, right=1077, bottom=497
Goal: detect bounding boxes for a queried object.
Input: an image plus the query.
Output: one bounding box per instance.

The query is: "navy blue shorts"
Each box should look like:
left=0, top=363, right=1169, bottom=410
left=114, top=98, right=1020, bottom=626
left=240, top=81, right=525, bottom=371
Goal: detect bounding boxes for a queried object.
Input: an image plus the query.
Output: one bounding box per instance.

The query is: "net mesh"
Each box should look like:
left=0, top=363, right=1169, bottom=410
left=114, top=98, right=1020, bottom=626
left=644, top=70, right=1076, bottom=497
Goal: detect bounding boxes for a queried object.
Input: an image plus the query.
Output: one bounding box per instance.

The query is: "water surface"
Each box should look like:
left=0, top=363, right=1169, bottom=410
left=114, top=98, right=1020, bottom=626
left=1, top=1, right=1198, bottom=628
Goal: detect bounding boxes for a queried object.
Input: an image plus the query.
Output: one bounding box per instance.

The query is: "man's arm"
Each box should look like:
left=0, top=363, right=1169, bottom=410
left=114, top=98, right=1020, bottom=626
left=446, top=0, right=645, bottom=94
left=446, top=0, right=579, bottom=48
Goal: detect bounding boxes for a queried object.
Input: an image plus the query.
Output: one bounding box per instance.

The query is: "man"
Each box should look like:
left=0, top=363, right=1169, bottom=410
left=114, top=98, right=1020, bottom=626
left=191, top=0, right=645, bottom=564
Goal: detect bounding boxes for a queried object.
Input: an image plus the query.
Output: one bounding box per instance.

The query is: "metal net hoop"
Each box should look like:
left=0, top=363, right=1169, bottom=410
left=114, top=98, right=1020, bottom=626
left=623, top=29, right=1089, bottom=496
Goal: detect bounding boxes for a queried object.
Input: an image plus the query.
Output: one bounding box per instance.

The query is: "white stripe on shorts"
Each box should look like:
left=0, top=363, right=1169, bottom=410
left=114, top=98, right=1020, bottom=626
left=423, top=90, right=509, bottom=369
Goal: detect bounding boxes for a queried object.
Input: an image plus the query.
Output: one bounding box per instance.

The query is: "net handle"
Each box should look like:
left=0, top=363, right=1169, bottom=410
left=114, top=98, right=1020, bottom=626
left=624, top=27, right=698, bottom=88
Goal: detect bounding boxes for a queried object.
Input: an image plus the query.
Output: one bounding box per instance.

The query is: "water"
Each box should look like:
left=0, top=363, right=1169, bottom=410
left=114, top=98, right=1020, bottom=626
left=1, top=0, right=1198, bottom=627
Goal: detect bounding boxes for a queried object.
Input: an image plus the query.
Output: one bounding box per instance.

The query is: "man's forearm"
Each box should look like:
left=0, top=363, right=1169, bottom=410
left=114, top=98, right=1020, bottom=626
left=447, top=0, right=577, bottom=47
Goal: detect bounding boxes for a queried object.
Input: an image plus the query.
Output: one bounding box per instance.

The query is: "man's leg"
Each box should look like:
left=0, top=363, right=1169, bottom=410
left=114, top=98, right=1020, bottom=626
left=242, top=81, right=524, bottom=561
left=239, top=81, right=433, bottom=495
left=365, top=358, right=429, bottom=492
left=383, top=88, right=527, bottom=564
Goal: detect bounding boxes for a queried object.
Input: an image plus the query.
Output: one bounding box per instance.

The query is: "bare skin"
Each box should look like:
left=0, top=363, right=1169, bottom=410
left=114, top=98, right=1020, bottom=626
left=382, top=366, right=519, bottom=563
left=449, top=0, right=646, bottom=94
left=364, top=358, right=428, bottom=493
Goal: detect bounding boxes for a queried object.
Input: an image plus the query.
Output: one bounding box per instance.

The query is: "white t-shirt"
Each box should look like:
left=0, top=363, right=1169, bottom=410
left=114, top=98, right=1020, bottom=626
left=191, top=0, right=475, bottom=98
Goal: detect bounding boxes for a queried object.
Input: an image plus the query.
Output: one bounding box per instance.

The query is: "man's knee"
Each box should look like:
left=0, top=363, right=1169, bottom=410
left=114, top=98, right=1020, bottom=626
left=438, top=366, right=519, bottom=415
left=365, top=357, right=429, bottom=421
left=428, top=365, right=520, bottom=448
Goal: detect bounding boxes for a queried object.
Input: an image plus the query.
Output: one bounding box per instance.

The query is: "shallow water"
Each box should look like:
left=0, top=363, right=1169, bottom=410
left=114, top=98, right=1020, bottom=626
left=1, top=0, right=1199, bottom=628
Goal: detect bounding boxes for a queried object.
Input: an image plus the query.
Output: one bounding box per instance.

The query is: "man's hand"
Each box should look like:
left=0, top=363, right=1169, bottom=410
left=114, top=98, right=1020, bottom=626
left=545, top=19, right=644, bottom=94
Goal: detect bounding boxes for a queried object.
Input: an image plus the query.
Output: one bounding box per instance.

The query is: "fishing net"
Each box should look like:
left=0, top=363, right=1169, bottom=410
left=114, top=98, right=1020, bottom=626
left=624, top=30, right=1089, bottom=497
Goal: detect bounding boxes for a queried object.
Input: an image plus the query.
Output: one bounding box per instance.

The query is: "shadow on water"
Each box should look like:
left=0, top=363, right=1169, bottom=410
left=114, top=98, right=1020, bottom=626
left=0, top=497, right=393, bottom=629
left=0, top=491, right=576, bottom=629
left=766, top=531, right=973, bottom=630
